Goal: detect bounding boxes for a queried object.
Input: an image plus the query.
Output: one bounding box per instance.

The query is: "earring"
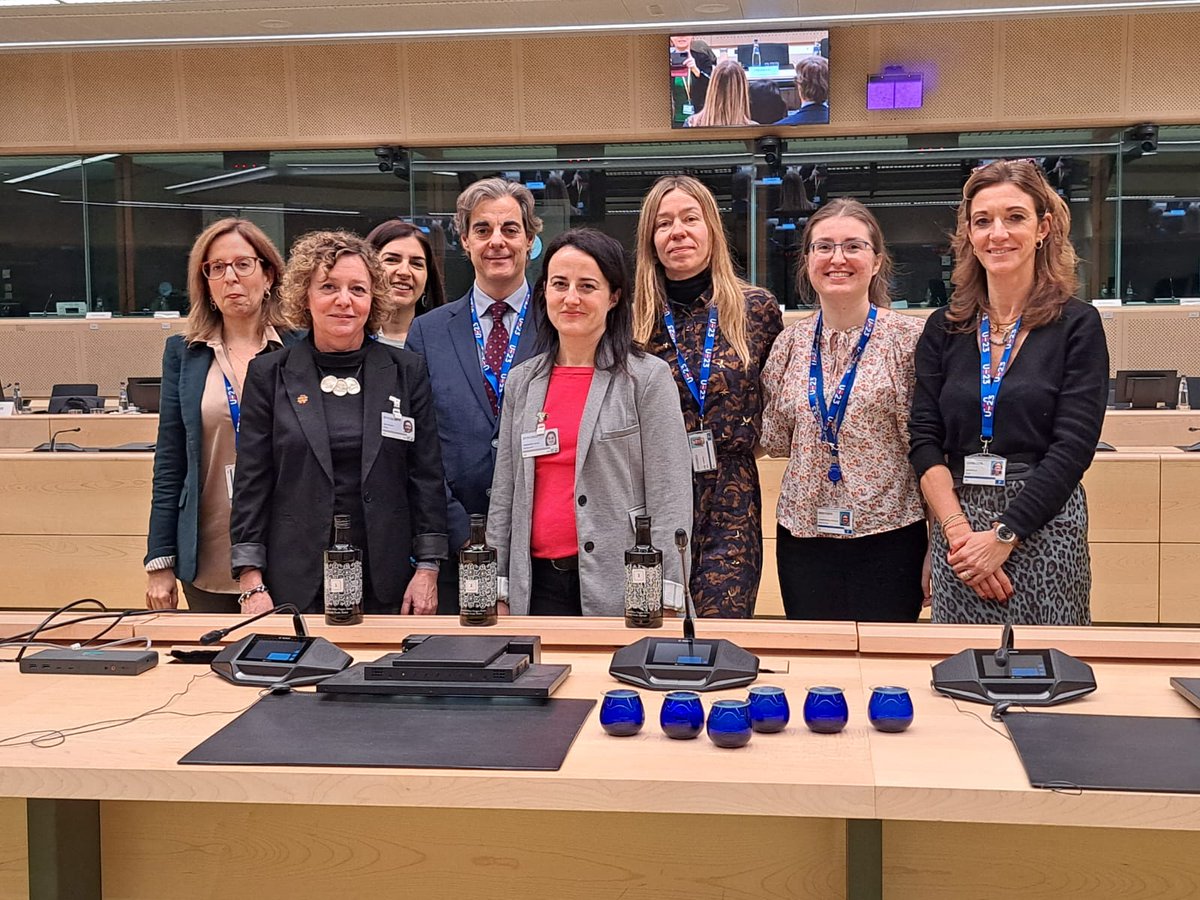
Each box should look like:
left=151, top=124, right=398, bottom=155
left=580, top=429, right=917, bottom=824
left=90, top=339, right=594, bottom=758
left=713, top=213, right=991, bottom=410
left=1036, top=238, right=1044, bottom=250
left=263, top=286, right=272, bottom=304
left=416, top=293, right=426, bottom=309
left=209, top=299, right=217, bottom=310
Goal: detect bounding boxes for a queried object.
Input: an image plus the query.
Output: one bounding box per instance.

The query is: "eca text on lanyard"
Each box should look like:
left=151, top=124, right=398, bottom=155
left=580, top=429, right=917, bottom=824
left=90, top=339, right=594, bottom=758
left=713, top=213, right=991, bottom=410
left=470, top=288, right=530, bottom=412
left=663, top=302, right=719, bottom=418
left=223, top=375, right=241, bottom=449
left=808, top=304, right=878, bottom=483
left=979, top=313, right=1021, bottom=453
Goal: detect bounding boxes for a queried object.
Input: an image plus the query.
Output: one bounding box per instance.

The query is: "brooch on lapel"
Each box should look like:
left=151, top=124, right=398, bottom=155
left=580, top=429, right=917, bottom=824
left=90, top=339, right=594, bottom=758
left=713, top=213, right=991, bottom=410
left=297, top=394, right=309, bottom=405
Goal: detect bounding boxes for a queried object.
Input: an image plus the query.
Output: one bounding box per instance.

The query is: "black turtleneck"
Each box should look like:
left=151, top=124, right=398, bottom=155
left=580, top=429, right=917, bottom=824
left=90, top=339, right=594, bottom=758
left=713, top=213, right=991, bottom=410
left=664, top=269, right=713, bottom=306
left=312, top=337, right=377, bottom=609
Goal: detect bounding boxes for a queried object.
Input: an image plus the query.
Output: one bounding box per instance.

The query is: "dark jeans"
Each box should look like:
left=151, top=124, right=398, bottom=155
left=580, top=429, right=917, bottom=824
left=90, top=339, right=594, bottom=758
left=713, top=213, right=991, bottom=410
left=182, top=581, right=240, bottom=614
left=777, top=520, right=927, bottom=622
left=529, top=557, right=582, bottom=616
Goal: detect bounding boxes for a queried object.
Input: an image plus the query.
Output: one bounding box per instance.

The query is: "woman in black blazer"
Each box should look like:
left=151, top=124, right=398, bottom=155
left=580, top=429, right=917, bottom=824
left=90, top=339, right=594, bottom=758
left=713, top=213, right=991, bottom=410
left=144, top=218, right=290, bottom=613
left=230, top=231, right=448, bottom=615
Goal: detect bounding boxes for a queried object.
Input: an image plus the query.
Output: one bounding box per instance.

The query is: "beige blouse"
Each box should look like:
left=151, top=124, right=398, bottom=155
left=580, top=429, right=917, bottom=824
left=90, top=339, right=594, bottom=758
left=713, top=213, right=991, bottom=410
left=760, top=308, right=925, bottom=539
left=190, top=327, right=280, bottom=592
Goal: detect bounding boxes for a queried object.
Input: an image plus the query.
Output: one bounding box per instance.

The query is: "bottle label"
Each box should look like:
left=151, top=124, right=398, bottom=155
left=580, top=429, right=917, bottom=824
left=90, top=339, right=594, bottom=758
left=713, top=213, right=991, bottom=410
left=324, top=560, right=363, bottom=613
left=625, top=563, right=663, bottom=614
left=459, top=561, right=497, bottom=613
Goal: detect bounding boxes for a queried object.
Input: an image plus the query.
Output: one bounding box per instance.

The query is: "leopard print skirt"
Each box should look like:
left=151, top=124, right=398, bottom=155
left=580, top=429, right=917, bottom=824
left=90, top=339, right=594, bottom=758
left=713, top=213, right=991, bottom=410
left=930, top=482, right=1091, bottom=626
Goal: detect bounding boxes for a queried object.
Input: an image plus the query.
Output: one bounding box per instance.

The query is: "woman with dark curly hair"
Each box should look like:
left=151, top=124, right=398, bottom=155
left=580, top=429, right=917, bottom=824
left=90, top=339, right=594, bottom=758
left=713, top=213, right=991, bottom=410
left=909, top=159, right=1108, bottom=625
left=230, top=230, right=448, bottom=615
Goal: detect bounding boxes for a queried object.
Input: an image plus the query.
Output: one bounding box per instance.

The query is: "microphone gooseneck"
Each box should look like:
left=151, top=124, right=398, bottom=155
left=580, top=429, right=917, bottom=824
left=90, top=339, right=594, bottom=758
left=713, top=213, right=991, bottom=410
left=674, top=528, right=696, bottom=643
left=49, top=426, right=82, bottom=452
left=199, top=602, right=307, bottom=645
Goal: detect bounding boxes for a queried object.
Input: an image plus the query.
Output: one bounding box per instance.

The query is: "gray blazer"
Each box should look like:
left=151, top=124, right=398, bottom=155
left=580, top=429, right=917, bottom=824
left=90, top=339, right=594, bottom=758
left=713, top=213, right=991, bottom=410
left=487, top=351, right=693, bottom=616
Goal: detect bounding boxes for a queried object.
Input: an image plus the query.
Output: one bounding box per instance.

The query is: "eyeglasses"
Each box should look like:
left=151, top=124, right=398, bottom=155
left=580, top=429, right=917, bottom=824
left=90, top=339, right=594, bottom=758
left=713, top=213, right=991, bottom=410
left=806, top=240, right=875, bottom=258
left=202, top=256, right=263, bottom=280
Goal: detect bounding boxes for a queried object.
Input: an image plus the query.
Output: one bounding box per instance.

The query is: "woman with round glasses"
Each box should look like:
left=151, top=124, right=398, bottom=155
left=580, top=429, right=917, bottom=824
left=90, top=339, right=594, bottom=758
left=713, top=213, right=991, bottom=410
left=145, top=218, right=295, bottom=612
left=909, top=159, right=1107, bottom=625
left=634, top=175, right=783, bottom=618
left=366, top=220, right=446, bottom=348
left=762, top=198, right=926, bottom=621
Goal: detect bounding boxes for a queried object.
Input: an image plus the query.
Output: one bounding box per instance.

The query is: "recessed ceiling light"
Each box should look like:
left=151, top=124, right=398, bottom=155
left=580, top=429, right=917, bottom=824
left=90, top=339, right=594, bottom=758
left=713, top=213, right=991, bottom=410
left=258, top=19, right=291, bottom=29
left=695, top=3, right=731, bottom=11
left=647, top=4, right=664, bottom=15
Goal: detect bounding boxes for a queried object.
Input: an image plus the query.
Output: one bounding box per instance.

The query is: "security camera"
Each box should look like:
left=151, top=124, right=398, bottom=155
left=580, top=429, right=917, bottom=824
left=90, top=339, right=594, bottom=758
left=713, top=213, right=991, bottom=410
left=374, top=146, right=395, bottom=173
left=1125, top=124, right=1159, bottom=156
left=756, top=136, right=786, bottom=179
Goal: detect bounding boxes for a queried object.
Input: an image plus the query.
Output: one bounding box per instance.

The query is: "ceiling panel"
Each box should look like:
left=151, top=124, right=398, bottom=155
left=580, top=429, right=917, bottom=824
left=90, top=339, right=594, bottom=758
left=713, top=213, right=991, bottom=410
left=0, top=0, right=1197, bottom=49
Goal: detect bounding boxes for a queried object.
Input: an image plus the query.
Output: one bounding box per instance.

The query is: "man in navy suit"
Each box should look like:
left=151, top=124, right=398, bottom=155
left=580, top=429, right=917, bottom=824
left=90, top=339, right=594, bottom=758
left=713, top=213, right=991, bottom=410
left=774, top=55, right=830, bottom=126
left=406, top=178, right=544, bottom=612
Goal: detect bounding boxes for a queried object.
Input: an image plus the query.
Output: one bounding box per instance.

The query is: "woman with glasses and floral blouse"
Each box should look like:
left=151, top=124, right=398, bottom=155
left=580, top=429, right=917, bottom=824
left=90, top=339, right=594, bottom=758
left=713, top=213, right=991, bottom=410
left=761, top=198, right=927, bottom=621
left=145, top=218, right=297, bottom=612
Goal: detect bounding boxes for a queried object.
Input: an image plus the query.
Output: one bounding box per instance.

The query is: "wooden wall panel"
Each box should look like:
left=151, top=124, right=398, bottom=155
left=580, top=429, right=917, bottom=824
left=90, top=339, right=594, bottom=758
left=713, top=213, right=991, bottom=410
left=1001, top=17, right=1127, bottom=122
left=293, top=43, right=404, bottom=143
left=403, top=39, right=519, bottom=142
left=71, top=49, right=182, bottom=146
left=102, top=802, right=846, bottom=900
left=0, top=53, right=73, bottom=149
left=1160, top=543, right=1200, bottom=624
left=0, top=535, right=147, bottom=608
left=0, top=798, right=27, bottom=900
left=178, top=47, right=293, bottom=145
left=3, top=11, right=1200, bottom=153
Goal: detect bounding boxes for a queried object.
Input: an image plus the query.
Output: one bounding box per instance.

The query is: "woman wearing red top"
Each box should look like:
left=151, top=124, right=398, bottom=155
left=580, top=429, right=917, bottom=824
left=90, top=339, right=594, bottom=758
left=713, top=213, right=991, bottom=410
left=487, top=228, right=693, bottom=615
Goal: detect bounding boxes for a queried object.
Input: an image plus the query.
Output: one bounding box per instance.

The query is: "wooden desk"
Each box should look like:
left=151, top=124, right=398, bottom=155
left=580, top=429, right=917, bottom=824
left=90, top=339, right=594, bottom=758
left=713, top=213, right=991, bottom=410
left=0, top=414, right=158, bottom=450
left=1101, top=409, right=1200, bottom=447
left=2, top=618, right=1200, bottom=899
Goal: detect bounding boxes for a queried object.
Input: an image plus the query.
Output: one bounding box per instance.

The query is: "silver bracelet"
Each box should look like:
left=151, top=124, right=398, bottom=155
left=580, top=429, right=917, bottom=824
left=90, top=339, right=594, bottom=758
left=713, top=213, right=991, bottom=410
left=238, top=584, right=269, bottom=607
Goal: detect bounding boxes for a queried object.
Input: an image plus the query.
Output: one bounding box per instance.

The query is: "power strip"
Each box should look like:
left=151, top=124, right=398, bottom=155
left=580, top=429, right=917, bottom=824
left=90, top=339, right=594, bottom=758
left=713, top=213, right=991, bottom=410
left=19, top=648, right=159, bottom=676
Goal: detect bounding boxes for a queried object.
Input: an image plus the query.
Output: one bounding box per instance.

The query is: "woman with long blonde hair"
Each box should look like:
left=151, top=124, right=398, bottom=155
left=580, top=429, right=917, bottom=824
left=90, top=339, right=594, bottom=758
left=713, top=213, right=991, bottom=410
left=686, top=58, right=756, bottom=127
left=633, top=175, right=783, bottom=617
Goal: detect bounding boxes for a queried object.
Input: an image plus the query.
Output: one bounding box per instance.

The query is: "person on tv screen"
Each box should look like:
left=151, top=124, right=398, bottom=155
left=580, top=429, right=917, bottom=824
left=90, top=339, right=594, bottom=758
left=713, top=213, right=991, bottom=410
left=686, top=58, right=756, bottom=127
left=670, top=35, right=716, bottom=122
left=775, top=55, right=830, bottom=125
left=909, top=159, right=1109, bottom=626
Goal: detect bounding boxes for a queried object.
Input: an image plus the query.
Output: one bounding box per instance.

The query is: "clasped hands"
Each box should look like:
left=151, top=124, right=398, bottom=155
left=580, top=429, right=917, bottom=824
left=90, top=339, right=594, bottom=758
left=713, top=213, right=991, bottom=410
left=944, top=523, right=1014, bottom=602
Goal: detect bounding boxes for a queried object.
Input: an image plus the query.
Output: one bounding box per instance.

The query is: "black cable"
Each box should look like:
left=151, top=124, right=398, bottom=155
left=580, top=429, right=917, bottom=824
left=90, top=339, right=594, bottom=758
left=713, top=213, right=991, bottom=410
left=0, top=606, right=190, bottom=651
left=13, top=598, right=106, bottom=662
left=0, top=672, right=255, bottom=749
left=951, top=696, right=1015, bottom=742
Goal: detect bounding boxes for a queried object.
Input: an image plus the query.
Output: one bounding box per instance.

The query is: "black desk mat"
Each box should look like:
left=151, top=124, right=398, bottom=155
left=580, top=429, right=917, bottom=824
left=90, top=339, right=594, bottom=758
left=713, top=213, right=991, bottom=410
left=180, top=692, right=594, bottom=771
left=1006, top=712, right=1200, bottom=793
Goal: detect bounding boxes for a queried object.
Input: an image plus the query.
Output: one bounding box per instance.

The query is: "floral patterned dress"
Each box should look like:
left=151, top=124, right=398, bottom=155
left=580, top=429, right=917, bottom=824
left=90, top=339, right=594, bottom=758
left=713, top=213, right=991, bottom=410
left=646, top=284, right=783, bottom=617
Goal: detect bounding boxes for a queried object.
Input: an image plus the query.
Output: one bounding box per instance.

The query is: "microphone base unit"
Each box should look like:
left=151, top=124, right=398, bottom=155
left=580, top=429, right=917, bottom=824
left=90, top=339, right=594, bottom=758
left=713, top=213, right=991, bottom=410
left=931, top=646, right=1097, bottom=706
left=609, top=636, right=759, bottom=692
left=210, top=633, right=352, bottom=687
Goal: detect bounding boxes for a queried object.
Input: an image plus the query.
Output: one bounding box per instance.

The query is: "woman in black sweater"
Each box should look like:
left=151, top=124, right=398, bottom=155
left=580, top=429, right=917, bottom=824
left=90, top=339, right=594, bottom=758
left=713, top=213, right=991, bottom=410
left=909, top=159, right=1108, bottom=625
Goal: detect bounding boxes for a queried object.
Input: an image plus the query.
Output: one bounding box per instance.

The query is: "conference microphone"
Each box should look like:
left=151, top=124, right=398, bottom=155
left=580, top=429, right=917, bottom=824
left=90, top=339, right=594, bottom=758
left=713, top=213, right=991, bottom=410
left=48, top=427, right=82, bottom=452
left=674, top=528, right=697, bottom=642
left=199, top=602, right=308, bottom=645
left=994, top=608, right=1015, bottom=669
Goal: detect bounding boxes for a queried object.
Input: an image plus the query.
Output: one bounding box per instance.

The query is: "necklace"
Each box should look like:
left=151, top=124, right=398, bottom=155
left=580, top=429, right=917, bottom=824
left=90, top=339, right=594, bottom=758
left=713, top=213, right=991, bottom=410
left=318, top=366, right=363, bottom=397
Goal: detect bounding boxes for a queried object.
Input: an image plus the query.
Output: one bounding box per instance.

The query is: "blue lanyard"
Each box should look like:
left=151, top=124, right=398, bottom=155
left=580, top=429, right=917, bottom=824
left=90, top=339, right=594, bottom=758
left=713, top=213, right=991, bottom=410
left=662, top=302, right=718, bottom=419
left=807, top=305, right=877, bottom=483
left=979, top=313, right=1022, bottom=450
left=469, top=287, right=529, bottom=411
left=222, top=374, right=241, bottom=450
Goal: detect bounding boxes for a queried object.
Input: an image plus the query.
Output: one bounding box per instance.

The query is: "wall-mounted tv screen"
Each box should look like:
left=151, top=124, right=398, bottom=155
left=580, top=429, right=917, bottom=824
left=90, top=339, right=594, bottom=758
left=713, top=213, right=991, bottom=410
left=669, top=30, right=830, bottom=129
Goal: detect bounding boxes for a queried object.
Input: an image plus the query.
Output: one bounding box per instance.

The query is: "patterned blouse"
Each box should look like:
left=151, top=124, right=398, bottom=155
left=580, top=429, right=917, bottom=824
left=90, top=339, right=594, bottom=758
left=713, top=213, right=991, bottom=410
left=761, top=307, right=926, bottom=539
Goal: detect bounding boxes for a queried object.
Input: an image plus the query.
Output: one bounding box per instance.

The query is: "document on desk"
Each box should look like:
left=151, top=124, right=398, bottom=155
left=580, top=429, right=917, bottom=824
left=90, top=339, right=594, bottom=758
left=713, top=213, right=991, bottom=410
left=180, top=692, right=595, bottom=771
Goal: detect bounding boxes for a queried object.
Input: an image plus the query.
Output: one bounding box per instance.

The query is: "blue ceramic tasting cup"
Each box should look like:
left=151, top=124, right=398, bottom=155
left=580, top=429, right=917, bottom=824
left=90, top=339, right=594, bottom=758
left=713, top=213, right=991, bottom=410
left=599, top=689, right=645, bottom=736
left=867, top=686, right=914, bottom=733
left=803, top=686, right=849, bottom=734
left=747, top=685, right=790, bottom=733
left=706, top=698, right=753, bottom=748
left=660, top=691, right=705, bottom=740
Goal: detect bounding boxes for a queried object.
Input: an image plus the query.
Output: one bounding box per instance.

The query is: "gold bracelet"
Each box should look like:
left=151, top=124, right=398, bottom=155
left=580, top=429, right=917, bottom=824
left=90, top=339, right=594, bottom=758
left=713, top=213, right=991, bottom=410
left=940, top=512, right=967, bottom=531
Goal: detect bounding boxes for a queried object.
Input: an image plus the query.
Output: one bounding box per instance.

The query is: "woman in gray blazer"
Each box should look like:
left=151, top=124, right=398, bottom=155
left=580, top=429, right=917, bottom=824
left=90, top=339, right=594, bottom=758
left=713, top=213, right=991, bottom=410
left=488, top=228, right=693, bottom=616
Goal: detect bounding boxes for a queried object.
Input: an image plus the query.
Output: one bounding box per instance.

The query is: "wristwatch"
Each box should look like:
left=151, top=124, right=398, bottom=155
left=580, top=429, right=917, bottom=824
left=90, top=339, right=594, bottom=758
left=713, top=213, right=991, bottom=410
left=992, top=522, right=1018, bottom=545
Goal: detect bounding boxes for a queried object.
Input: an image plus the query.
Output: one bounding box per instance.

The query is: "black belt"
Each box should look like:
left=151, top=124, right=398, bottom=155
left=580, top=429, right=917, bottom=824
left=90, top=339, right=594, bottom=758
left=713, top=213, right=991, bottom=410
left=533, top=555, right=579, bottom=572
left=947, top=453, right=1039, bottom=482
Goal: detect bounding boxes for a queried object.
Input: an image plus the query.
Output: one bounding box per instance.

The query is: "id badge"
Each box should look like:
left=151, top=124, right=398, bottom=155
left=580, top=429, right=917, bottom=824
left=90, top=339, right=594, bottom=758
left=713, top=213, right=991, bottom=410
left=688, top=429, right=717, bottom=473
left=521, top=427, right=560, bottom=458
left=816, top=506, right=854, bottom=536
left=224, top=464, right=236, bottom=501
left=963, top=453, right=1006, bottom=486
left=382, top=411, right=415, bottom=442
